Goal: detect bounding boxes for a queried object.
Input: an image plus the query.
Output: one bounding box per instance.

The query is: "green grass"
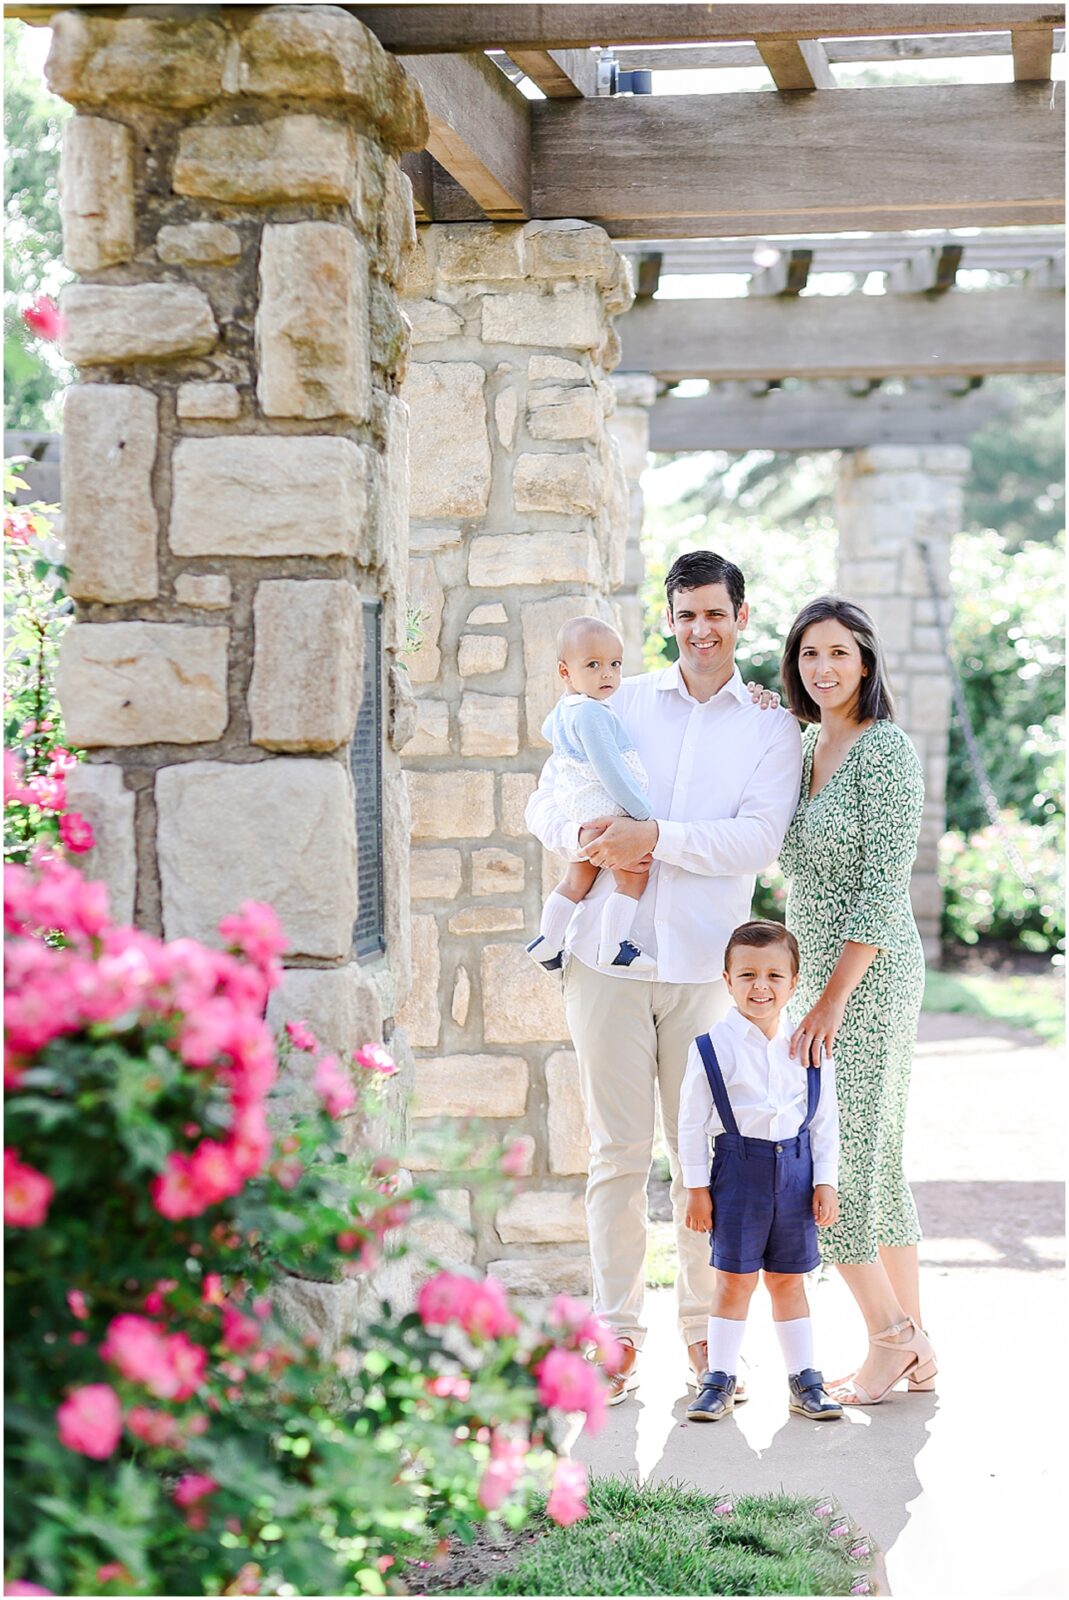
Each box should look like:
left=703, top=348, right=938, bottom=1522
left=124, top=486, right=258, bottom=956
left=451, top=1478, right=871, bottom=1596
left=922, top=967, right=1064, bottom=1043
left=644, top=1220, right=677, bottom=1288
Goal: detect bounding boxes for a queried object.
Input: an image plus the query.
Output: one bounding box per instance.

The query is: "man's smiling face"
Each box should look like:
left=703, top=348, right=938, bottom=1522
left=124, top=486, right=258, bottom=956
left=666, top=582, right=749, bottom=686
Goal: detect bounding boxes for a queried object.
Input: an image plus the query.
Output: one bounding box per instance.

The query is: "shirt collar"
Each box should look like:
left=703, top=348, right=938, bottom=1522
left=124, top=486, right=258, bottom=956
left=656, top=660, right=748, bottom=706
left=561, top=693, right=588, bottom=705
left=724, top=1005, right=791, bottom=1047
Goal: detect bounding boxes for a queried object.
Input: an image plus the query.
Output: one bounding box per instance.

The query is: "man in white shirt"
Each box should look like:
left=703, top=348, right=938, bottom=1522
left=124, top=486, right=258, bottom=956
left=525, top=550, right=803, bottom=1399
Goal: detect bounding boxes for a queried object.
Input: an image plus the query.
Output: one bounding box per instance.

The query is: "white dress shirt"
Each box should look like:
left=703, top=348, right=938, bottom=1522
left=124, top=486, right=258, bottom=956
left=525, top=662, right=803, bottom=984
left=678, top=1006, right=839, bottom=1191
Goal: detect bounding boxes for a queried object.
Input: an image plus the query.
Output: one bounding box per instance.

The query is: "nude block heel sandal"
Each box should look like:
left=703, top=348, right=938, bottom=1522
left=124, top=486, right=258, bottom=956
left=832, top=1316, right=938, bottom=1406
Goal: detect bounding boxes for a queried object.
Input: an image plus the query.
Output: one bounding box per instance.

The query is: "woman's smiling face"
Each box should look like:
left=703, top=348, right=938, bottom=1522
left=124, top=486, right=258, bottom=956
left=798, top=619, right=868, bottom=720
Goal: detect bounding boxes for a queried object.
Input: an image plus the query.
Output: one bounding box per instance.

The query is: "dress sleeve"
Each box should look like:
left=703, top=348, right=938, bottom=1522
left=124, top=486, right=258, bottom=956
left=570, top=700, right=652, bottom=820
left=843, top=727, right=924, bottom=949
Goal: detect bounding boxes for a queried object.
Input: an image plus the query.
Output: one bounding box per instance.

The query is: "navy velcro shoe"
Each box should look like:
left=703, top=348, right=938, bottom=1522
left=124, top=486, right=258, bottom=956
left=525, top=935, right=563, bottom=972
left=686, top=1370, right=736, bottom=1422
left=788, top=1368, right=843, bottom=1420
left=597, top=937, right=656, bottom=974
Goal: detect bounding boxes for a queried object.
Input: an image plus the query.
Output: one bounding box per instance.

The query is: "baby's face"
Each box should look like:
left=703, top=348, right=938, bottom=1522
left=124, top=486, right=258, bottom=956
left=559, top=633, right=623, bottom=699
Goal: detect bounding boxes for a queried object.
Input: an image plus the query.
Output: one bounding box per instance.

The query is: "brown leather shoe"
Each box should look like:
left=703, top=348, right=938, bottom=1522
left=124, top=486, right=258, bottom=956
left=687, top=1340, right=748, bottom=1402
left=606, top=1337, right=640, bottom=1405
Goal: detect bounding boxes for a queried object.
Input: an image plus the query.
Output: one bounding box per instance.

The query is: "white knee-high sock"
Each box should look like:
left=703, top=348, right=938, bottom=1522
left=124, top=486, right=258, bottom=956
left=598, top=891, right=640, bottom=954
left=774, top=1316, right=814, bottom=1375
left=538, top=891, right=577, bottom=955
left=706, top=1316, right=747, bottom=1378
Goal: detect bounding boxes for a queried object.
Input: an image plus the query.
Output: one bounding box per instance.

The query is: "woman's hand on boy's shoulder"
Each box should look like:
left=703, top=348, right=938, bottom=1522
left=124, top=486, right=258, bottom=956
left=746, top=682, right=781, bottom=711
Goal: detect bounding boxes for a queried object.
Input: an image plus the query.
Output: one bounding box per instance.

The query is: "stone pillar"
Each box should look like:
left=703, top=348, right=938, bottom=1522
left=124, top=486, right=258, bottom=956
left=834, top=445, right=970, bottom=959
left=608, top=373, right=657, bottom=666
left=46, top=6, right=428, bottom=1340
left=399, top=220, right=634, bottom=1291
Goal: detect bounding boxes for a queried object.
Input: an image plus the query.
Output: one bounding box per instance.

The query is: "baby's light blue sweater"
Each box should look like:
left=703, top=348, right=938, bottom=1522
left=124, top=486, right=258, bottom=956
left=541, top=694, right=652, bottom=820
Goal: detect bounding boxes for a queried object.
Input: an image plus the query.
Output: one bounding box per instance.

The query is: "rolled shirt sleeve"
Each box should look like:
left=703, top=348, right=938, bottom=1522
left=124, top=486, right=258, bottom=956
left=810, top=1054, right=840, bottom=1191
left=678, top=1040, right=724, bottom=1187
left=524, top=752, right=586, bottom=861
left=843, top=728, right=925, bottom=950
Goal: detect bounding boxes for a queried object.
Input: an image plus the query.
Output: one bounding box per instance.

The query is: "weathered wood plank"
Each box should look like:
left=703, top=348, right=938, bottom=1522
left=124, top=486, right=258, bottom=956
left=401, top=151, right=434, bottom=219
left=1011, top=26, right=1057, bottom=75
left=611, top=32, right=1066, bottom=69
left=507, top=47, right=599, bottom=96
left=348, top=7, right=1064, bottom=51
left=756, top=39, right=836, bottom=89
left=885, top=244, right=964, bottom=292
left=531, top=85, right=1064, bottom=235
left=648, top=384, right=1008, bottom=451
left=619, top=290, right=1065, bottom=379
left=402, top=52, right=530, bottom=217
left=619, top=230, right=1068, bottom=274
left=748, top=250, right=814, bottom=295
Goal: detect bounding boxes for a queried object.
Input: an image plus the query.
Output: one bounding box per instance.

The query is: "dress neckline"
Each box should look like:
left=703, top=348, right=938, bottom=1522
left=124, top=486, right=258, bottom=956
left=804, top=720, right=880, bottom=802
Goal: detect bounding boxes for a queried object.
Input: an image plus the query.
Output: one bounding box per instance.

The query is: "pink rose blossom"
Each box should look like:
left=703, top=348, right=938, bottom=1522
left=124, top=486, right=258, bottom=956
left=202, top=1273, right=225, bottom=1306
left=417, top=1271, right=519, bottom=1342
left=165, top=1332, right=208, bottom=1401
left=425, top=1374, right=472, bottom=1401
left=4, top=748, right=26, bottom=803
left=95, top=1565, right=132, bottom=1588
left=188, top=1139, right=244, bottom=1205
left=221, top=1304, right=261, bottom=1354
left=285, top=1019, right=319, bottom=1053
left=313, top=1053, right=357, bottom=1118
left=218, top=901, right=287, bottom=970
left=477, top=1431, right=527, bottom=1510
left=5, top=1583, right=54, bottom=1595
left=500, top=1138, right=529, bottom=1177
left=143, top=1279, right=178, bottom=1317
left=126, top=1405, right=181, bottom=1448
left=352, top=1042, right=398, bottom=1075
left=66, top=1289, right=89, bottom=1321
left=58, top=810, right=94, bottom=854
left=546, top=1458, right=588, bottom=1528
left=22, top=295, right=66, bottom=342
left=4, top=1149, right=54, bottom=1228
left=173, top=1473, right=218, bottom=1508
left=56, top=1384, right=122, bottom=1459
left=23, top=772, right=65, bottom=814
left=535, top=1349, right=607, bottom=1434
left=101, top=1314, right=171, bottom=1390
left=150, top=1154, right=201, bottom=1221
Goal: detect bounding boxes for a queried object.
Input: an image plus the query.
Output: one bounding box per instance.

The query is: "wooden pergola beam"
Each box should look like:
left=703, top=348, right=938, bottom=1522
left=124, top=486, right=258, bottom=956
left=612, top=32, right=1066, bottom=69
left=1011, top=25, right=1057, bottom=75
left=748, top=249, right=814, bottom=296
left=619, top=290, right=1065, bottom=380
left=401, top=52, right=530, bottom=218
left=530, top=85, right=1064, bottom=236
left=756, top=39, right=836, bottom=89
left=885, top=244, right=965, bottom=293
left=348, top=7, right=1064, bottom=51
left=617, top=231, right=1068, bottom=275
left=507, top=48, right=599, bottom=97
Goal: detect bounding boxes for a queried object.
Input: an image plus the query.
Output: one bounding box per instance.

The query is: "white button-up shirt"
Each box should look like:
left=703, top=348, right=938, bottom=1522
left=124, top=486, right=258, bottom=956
left=525, top=662, right=803, bottom=985
left=678, top=1007, right=839, bottom=1191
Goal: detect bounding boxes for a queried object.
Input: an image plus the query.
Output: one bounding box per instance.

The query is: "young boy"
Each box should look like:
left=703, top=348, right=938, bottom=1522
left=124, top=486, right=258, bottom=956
left=526, top=616, right=656, bottom=976
left=679, top=920, right=842, bottom=1422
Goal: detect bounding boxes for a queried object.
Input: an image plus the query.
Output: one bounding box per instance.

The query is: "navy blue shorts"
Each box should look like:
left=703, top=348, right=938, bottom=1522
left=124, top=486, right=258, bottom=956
left=708, top=1130, right=820, bottom=1276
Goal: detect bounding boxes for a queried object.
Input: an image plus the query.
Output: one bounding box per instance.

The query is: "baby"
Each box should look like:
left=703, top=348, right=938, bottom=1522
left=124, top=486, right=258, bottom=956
left=526, top=617, right=656, bottom=976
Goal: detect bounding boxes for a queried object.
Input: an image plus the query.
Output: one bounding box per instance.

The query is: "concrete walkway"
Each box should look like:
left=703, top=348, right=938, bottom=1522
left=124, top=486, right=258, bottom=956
left=572, top=1014, right=1065, bottom=1599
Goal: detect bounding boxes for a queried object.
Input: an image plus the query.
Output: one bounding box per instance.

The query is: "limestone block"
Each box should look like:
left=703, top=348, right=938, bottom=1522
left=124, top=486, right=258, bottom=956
left=482, top=944, right=568, bottom=1044
left=383, top=768, right=414, bottom=1009
left=404, top=700, right=450, bottom=757
left=59, top=116, right=134, bottom=271
left=395, top=914, right=441, bottom=1048
left=410, top=1188, right=475, bottom=1269
left=58, top=623, right=228, bottom=748
left=837, top=559, right=899, bottom=597
left=234, top=5, right=428, bottom=150
left=174, top=116, right=357, bottom=205
left=488, top=1256, right=591, bottom=1296
left=449, top=906, right=524, bottom=935
left=523, top=219, right=622, bottom=289
left=249, top=580, right=362, bottom=752
left=543, top=847, right=569, bottom=900
left=513, top=453, right=600, bottom=516
left=375, top=394, right=410, bottom=650
left=530, top=355, right=585, bottom=381
left=270, top=1275, right=364, bottom=1360
left=399, top=236, right=434, bottom=298
left=176, top=382, right=241, bottom=420
left=472, top=848, right=525, bottom=896
left=407, top=771, right=495, bottom=839
left=607, top=406, right=651, bottom=482
left=458, top=634, right=508, bottom=676
left=599, top=325, right=623, bottom=373
left=369, top=274, right=410, bottom=382
left=496, top=1192, right=587, bottom=1245
left=60, top=283, right=217, bottom=366
left=405, top=558, right=445, bottom=686
left=157, top=222, right=241, bottom=266
left=451, top=967, right=471, bottom=1027
left=611, top=372, right=658, bottom=410
left=62, top=384, right=158, bottom=603
left=482, top=286, right=602, bottom=350
left=527, top=384, right=600, bottom=442
left=170, top=436, right=368, bottom=558
left=500, top=772, right=536, bottom=836
left=546, top=1050, right=591, bottom=1175
left=156, top=758, right=356, bottom=957
left=257, top=222, right=369, bottom=421
left=413, top=1055, right=528, bottom=1119
left=175, top=573, right=231, bottom=610
left=410, top=847, right=463, bottom=901
left=438, top=225, right=526, bottom=282
left=404, top=362, right=491, bottom=519
left=459, top=693, right=520, bottom=757
left=389, top=667, right=419, bottom=763
left=45, top=11, right=227, bottom=107
left=63, top=763, right=136, bottom=925
left=408, top=300, right=463, bottom=345
left=410, top=527, right=462, bottom=554
left=469, top=532, right=601, bottom=587
left=523, top=595, right=614, bottom=747
left=468, top=603, right=508, bottom=625
left=379, top=159, right=417, bottom=286
left=267, top=962, right=384, bottom=1059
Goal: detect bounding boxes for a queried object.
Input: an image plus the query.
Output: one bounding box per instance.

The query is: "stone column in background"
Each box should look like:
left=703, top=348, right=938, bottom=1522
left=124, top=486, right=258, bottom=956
left=46, top=4, right=427, bottom=1345
left=608, top=373, right=657, bottom=668
left=398, top=221, right=634, bottom=1292
left=835, top=445, right=971, bottom=958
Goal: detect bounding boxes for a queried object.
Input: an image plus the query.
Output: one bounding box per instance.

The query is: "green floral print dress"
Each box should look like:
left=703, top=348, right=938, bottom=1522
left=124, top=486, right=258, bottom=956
left=779, top=719, right=926, bottom=1265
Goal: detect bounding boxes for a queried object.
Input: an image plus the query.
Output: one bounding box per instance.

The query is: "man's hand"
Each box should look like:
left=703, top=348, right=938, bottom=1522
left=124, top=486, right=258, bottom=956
left=684, top=1188, right=713, bottom=1233
left=813, top=1185, right=839, bottom=1227
left=577, top=819, right=612, bottom=856
left=584, top=816, right=659, bottom=871
left=746, top=681, right=781, bottom=710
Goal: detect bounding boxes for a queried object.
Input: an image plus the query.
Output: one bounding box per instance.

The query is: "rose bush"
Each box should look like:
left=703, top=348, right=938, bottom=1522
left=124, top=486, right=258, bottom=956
left=4, top=846, right=613, bottom=1596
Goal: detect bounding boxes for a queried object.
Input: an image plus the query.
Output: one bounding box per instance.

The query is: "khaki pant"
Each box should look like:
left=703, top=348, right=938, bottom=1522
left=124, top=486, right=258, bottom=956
left=562, top=956, right=730, bottom=1349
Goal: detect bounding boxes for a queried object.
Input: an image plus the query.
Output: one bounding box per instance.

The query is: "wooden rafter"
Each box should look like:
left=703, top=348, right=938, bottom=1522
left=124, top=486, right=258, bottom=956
left=1011, top=25, right=1057, bottom=74
left=756, top=39, right=835, bottom=89
left=611, top=33, right=1066, bottom=69
left=618, top=230, right=1067, bottom=276
left=885, top=244, right=965, bottom=293
left=748, top=249, right=814, bottom=295
left=401, top=52, right=530, bottom=218
left=506, top=48, right=599, bottom=96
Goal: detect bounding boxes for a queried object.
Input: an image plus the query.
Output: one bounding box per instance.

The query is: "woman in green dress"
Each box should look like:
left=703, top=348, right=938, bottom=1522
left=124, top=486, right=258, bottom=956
left=777, top=596, right=937, bottom=1405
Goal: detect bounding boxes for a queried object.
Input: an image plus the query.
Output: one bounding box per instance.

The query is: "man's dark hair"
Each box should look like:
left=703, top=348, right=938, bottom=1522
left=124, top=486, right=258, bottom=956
left=724, top=920, right=800, bottom=976
left=664, top=550, right=745, bottom=618
left=780, top=594, right=896, bottom=726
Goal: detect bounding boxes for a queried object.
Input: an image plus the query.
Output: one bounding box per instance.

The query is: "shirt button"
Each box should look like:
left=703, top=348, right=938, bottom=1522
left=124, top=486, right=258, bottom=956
left=775, top=1144, right=783, bottom=1153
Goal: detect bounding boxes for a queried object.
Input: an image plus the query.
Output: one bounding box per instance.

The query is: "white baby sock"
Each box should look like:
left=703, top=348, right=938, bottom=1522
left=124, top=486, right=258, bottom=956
left=774, top=1316, right=815, bottom=1376
left=538, top=891, right=577, bottom=956
left=706, top=1316, right=747, bottom=1378
left=598, top=891, right=640, bottom=956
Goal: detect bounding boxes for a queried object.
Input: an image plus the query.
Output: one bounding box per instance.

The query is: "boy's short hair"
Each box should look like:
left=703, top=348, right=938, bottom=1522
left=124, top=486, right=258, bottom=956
left=724, top=920, right=800, bottom=976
